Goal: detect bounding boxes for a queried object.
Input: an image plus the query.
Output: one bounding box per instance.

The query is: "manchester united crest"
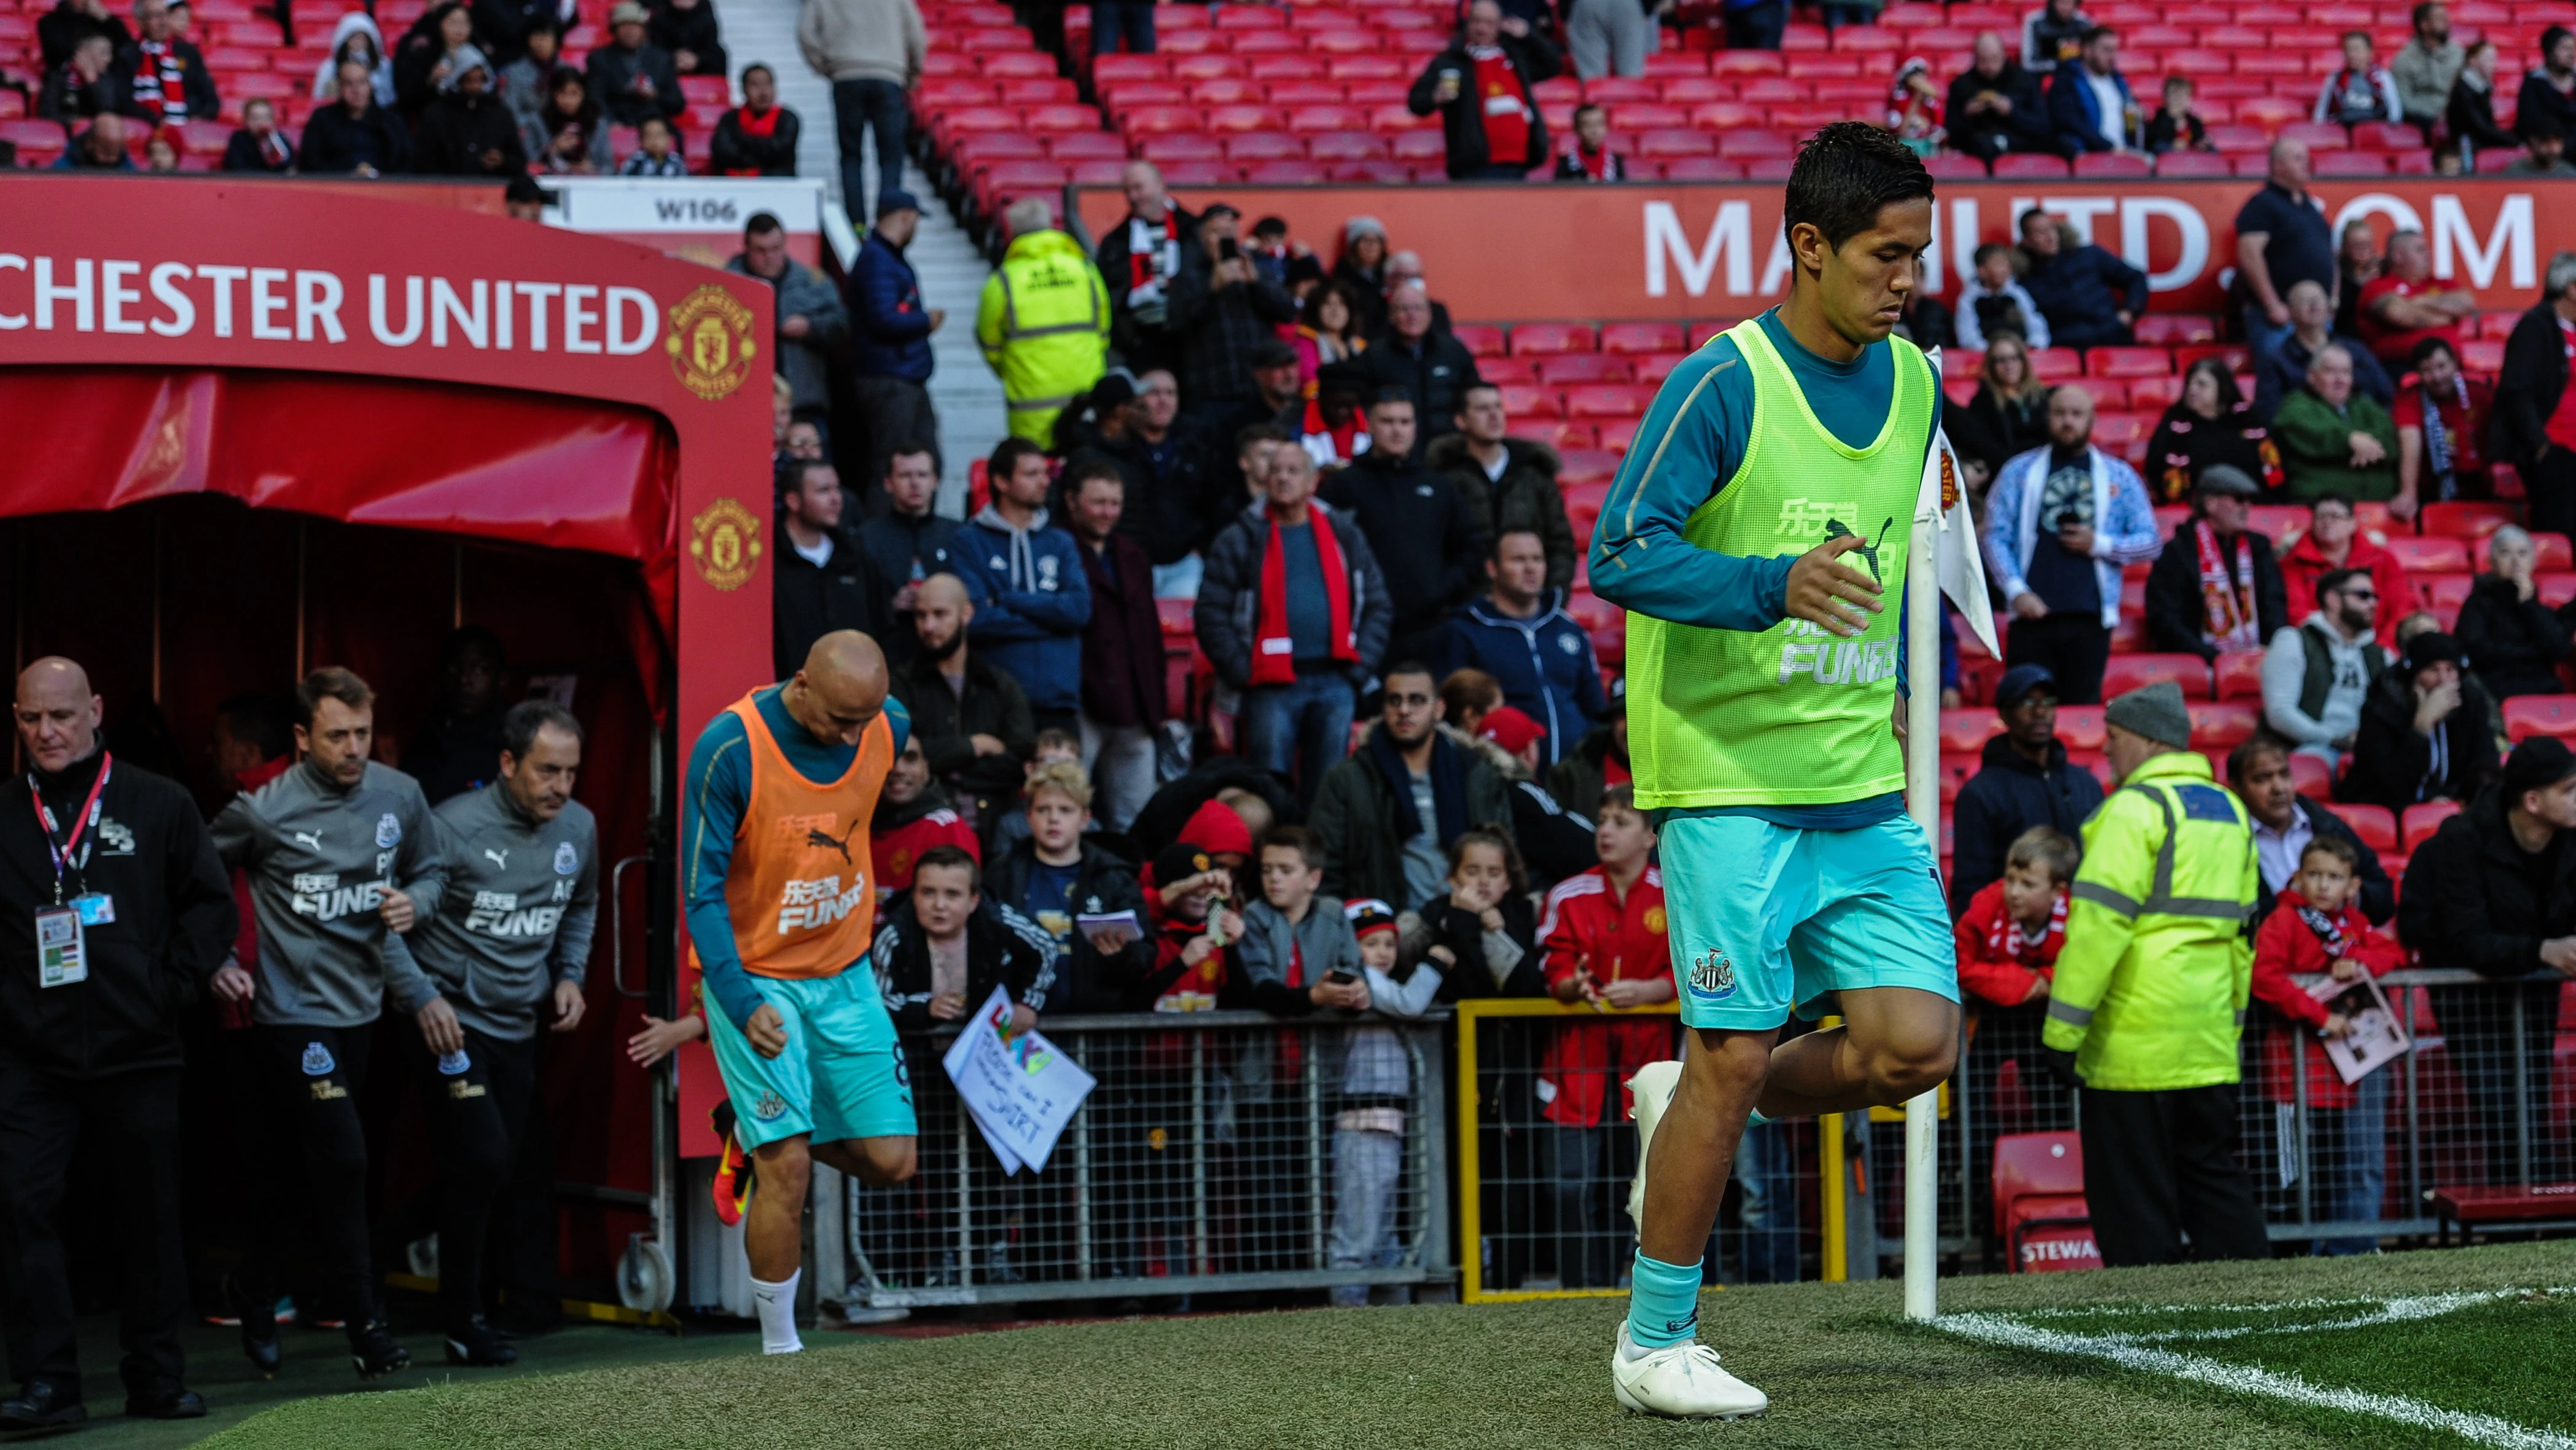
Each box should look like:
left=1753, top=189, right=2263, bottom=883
left=664, top=284, right=758, bottom=401
left=1643, top=905, right=1667, bottom=936
left=689, top=497, right=762, bottom=591
left=1938, top=444, right=1959, bottom=513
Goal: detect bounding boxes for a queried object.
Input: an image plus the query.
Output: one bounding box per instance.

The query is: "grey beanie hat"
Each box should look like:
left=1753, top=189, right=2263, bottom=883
left=2103, top=680, right=2193, bottom=750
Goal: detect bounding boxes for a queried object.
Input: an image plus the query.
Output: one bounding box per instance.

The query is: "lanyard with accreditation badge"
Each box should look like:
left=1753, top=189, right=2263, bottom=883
left=30, top=751, right=114, bottom=989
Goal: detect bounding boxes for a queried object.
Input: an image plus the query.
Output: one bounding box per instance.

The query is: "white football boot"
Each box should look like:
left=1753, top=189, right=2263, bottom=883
left=1612, top=1323, right=1770, bottom=1419
left=1625, top=1059, right=1684, bottom=1227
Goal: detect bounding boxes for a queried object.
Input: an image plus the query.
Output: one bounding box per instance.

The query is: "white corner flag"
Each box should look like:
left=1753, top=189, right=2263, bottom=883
left=1918, top=347, right=1999, bottom=659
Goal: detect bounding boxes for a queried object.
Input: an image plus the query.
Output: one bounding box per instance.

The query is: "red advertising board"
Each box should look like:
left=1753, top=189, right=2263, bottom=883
left=1076, top=179, right=2562, bottom=322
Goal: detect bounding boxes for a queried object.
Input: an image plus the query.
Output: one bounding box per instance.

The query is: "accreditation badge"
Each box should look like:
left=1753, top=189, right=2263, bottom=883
left=36, top=905, right=85, bottom=987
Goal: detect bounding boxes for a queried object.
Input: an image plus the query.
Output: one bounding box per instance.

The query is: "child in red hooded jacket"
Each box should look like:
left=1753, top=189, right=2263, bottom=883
left=1953, top=826, right=2077, bottom=1239
left=2250, top=833, right=2403, bottom=1253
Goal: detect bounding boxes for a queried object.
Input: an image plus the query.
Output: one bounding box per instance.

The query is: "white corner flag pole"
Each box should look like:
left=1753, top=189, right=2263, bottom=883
left=1902, top=487, right=1942, bottom=1323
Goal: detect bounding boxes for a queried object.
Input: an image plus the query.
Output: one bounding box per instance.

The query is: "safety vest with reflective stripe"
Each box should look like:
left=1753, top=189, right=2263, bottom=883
left=974, top=227, right=1110, bottom=446
left=2041, top=748, right=2259, bottom=1091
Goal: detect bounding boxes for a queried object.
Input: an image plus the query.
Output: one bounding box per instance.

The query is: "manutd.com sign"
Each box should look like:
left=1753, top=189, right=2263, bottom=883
left=1077, top=179, right=2555, bottom=321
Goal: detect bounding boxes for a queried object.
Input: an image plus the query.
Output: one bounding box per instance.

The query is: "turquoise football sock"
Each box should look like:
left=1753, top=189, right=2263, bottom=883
left=1625, top=1252, right=1704, bottom=1350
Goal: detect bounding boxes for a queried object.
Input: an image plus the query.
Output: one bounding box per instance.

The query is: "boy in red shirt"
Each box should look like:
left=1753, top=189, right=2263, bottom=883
left=1537, top=787, right=1674, bottom=1288
left=1954, top=826, right=2076, bottom=1248
left=869, top=736, right=980, bottom=905
left=2250, top=834, right=2404, bottom=1253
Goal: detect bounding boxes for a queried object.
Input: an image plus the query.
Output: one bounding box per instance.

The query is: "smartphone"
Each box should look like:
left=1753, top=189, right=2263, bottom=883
left=1218, top=237, right=1241, bottom=262
left=1324, top=968, right=1359, bottom=986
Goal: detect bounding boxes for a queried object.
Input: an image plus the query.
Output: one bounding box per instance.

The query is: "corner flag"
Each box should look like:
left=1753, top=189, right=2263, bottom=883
left=1916, top=348, right=1999, bottom=659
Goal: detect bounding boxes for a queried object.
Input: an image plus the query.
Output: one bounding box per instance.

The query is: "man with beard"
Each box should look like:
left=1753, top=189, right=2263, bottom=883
left=888, top=574, right=1034, bottom=838
left=1322, top=392, right=1486, bottom=670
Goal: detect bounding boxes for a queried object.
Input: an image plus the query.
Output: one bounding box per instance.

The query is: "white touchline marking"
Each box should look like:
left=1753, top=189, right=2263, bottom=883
left=1938, top=1303, right=2576, bottom=1450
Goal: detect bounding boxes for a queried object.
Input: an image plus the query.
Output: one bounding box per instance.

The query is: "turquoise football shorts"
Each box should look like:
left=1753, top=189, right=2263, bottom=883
left=707, top=965, right=916, bottom=1150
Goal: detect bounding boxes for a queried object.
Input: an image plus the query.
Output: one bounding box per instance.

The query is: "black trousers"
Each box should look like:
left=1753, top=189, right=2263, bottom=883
left=2429, top=980, right=2562, bottom=1185
left=2003, top=611, right=2112, bottom=705
left=241, top=1024, right=377, bottom=1326
left=2078, top=1083, right=2271, bottom=1268
left=2526, top=446, right=2576, bottom=541
left=0, top=1062, right=187, bottom=1397
left=412, top=1028, right=541, bottom=1332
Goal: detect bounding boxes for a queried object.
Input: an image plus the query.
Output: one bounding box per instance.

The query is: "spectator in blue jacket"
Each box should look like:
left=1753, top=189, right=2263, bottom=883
left=1440, top=530, right=1607, bottom=767
left=848, top=186, right=943, bottom=497
left=961, top=437, right=1093, bottom=734
left=2043, top=25, right=2139, bottom=155
left=2016, top=207, right=2147, bottom=351
left=1946, top=663, right=2106, bottom=915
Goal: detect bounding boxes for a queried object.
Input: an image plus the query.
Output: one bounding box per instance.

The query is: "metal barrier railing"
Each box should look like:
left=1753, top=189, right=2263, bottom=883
left=838, top=1012, right=1452, bottom=1309
left=1453, top=1000, right=1817, bottom=1301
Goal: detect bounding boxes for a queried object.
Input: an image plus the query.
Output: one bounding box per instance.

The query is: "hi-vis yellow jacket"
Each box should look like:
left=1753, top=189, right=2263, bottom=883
left=2041, top=749, right=2260, bottom=1091
left=975, top=227, right=1109, bottom=447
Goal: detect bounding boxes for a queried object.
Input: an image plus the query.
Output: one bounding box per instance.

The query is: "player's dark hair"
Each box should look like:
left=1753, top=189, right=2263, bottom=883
left=743, top=210, right=784, bottom=240
left=295, top=667, right=373, bottom=728
left=988, top=436, right=1047, bottom=484
left=1259, top=823, right=1322, bottom=870
left=1446, top=825, right=1526, bottom=893
left=1063, top=457, right=1125, bottom=495
left=2411, top=334, right=2460, bottom=369
left=1033, top=727, right=1080, bottom=757
left=914, top=844, right=981, bottom=892
left=884, top=439, right=936, bottom=474
left=1782, top=121, right=1934, bottom=250
left=501, top=699, right=583, bottom=759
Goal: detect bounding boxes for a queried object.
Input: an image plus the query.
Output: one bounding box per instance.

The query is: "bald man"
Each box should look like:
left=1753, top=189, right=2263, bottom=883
left=0, top=658, right=232, bottom=1428
left=684, top=630, right=918, bottom=1353
left=888, top=572, right=1037, bottom=831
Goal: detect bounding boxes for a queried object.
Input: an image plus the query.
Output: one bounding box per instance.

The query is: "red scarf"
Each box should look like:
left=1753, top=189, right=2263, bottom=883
left=1985, top=892, right=2067, bottom=963
left=2192, top=519, right=2260, bottom=652
left=1300, top=398, right=1366, bottom=464
left=1567, top=144, right=1612, bottom=181
left=722, top=104, right=778, bottom=176
left=1252, top=506, right=1356, bottom=688
left=130, top=39, right=187, bottom=121
left=1470, top=46, right=1529, bottom=165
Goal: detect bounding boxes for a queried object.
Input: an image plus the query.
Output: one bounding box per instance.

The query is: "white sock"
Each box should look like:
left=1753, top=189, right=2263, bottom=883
left=751, top=1271, right=803, bottom=1355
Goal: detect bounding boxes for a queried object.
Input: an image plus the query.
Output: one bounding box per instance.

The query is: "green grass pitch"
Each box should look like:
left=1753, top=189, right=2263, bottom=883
left=198, top=1241, right=2576, bottom=1450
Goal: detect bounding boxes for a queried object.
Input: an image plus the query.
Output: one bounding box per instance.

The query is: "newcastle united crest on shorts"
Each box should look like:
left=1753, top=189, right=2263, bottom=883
left=752, top=1091, right=787, bottom=1122
left=1688, top=949, right=1736, bottom=998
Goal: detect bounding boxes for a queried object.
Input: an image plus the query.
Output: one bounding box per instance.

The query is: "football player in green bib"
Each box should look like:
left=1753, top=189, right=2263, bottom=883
left=1593, top=123, right=1962, bottom=1419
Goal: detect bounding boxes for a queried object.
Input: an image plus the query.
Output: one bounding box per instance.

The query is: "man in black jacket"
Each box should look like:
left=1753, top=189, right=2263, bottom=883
left=0, top=658, right=235, bottom=1430
left=106, top=0, right=216, bottom=127
left=2400, top=737, right=2576, bottom=1182
left=869, top=845, right=1055, bottom=1033
left=983, top=762, right=1152, bottom=1013
left=416, top=48, right=526, bottom=176
left=587, top=0, right=681, bottom=127
left=1405, top=0, right=1559, bottom=181
left=1095, top=161, right=1196, bottom=379
left=2347, top=630, right=2498, bottom=813
left=1323, top=392, right=1488, bottom=671
left=1361, top=287, right=1482, bottom=447
left=1168, top=205, right=1299, bottom=428
left=301, top=56, right=411, bottom=174
left=889, top=574, right=1035, bottom=838
left=2227, top=735, right=2395, bottom=927
left=2145, top=466, right=2290, bottom=662
left=855, top=444, right=967, bottom=667
left=1059, top=371, right=1227, bottom=572
left=1944, top=31, right=2051, bottom=163
left=1946, top=664, right=2107, bottom=917
left=2018, top=207, right=2148, bottom=351
left=2493, top=251, right=2576, bottom=537
left=773, top=460, right=886, bottom=680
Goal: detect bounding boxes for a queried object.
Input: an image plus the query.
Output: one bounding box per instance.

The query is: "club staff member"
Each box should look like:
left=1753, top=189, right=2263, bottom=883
left=685, top=631, right=920, bottom=1356
left=209, top=667, right=447, bottom=1383
left=405, top=700, right=600, bottom=1366
left=0, top=657, right=233, bottom=1431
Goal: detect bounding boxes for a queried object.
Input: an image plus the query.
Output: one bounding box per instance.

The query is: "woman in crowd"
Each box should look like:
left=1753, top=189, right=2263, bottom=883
left=527, top=65, right=609, bottom=174
left=2447, top=40, right=2519, bottom=166
left=1294, top=281, right=1372, bottom=386
left=1400, top=828, right=1544, bottom=1002
left=2455, top=525, right=2572, bottom=700
left=314, top=11, right=394, bottom=104
left=394, top=1, right=483, bottom=119
left=1332, top=217, right=1393, bottom=338
left=2143, top=358, right=2282, bottom=504
left=1946, top=332, right=2049, bottom=491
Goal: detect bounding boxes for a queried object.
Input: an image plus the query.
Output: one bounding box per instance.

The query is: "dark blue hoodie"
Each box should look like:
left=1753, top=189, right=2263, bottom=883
left=1438, top=588, right=1609, bottom=766
left=959, top=504, right=1092, bottom=715
left=847, top=227, right=935, bottom=383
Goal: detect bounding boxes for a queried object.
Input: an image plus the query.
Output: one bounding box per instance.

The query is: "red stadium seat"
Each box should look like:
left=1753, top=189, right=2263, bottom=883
left=2126, top=375, right=2184, bottom=410
left=2504, top=695, right=2576, bottom=741
left=2073, top=151, right=2152, bottom=177
left=1566, top=385, right=1653, bottom=419
left=2289, top=751, right=2332, bottom=797
left=2187, top=702, right=2259, bottom=748
left=1636, top=128, right=1715, bottom=157
left=1305, top=130, right=1386, bottom=161
left=2383, top=536, right=2471, bottom=573
left=1389, top=130, right=1448, bottom=162
left=2419, top=501, right=2523, bottom=538
left=1994, top=1133, right=2098, bottom=1273
left=1939, top=709, right=2003, bottom=754
left=2155, top=151, right=2235, bottom=177
left=2325, top=804, right=2400, bottom=852
left=1924, top=152, right=1989, bottom=179
left=2028, top=348, right=2084, bottom=380
left=2087, top=347, right=2173, bottom=378
left=1558, top=449, right=1620, bottom=483
left=1139, top=133, right=1224, bottom=163
left=1537, top=354, right=1633, bottom=385
left=2314, top=151, right=2392, bottom=176
left=2055, top=706, right=2107, bottom=751
left=1287, top=104, right=1367, bottom=132
left=1224, top=131, right=1304, bottom=160
left=1992, top=152, right=2071, bottom=178
left=1240, top=159, right=1326, bottom=182
left=1600, top=321, right=1686, bottom=355
left=2475, top=532, right=2574, bottom=571
left=1451, top=323, right=1508, bottom=359
left=2101, top=654, right=2212, bottom=700
left=1510, top=323, right=1596, bottom=356
left=1497, top=385, right=1561, bottom=420
left=2402, top=799, right=2462, bottom=850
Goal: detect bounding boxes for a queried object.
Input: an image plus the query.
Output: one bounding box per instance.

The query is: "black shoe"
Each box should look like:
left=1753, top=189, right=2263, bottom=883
left=443, top=1318, right=517, bottom=1368
left=122, top=1381, right=205, bottom=1421
left=232, top=1283, right=281, bottom=1379
left=0, top=1381, right=85, bottom=1433
left=348, top=1322, right=410, bottom=1381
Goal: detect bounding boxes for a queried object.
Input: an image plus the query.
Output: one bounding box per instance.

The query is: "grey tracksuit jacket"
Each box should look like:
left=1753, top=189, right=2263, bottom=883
left=408, top=782, right=601, bottom=1041
left=211, top=759, right=447, bottom=1029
